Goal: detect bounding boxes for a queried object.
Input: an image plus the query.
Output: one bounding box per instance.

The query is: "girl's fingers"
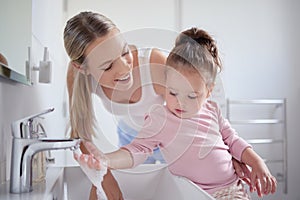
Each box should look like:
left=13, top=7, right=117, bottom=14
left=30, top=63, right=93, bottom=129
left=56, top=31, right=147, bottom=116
left=260, top=174, right=277, bottom=195
left=87, top=155, right=94, bottom=168
left=85, top=154, right=102, bottom=170
left=83, top=141, right=97, bottom=153
left=255, top=178, right=262, bottom=197
left=264, top=177, right=269, bottom=194
left=84, top=141, right=106, bottom=161
left=80, top=154, right=88, bottom=162
left=266, top=175, right=277, bottom=194
left=271, top=176, right=277, bottom=193
left=73, top=141, right=106, bottom=171
left=73, top=152, right=79, bottom=160
left=250, top=173, right=257, bottom=189
left=259, top=176, right=267, bottom=195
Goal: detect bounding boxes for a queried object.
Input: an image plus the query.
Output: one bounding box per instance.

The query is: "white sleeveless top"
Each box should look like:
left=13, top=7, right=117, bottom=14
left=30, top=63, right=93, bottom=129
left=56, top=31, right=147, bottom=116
left=92, top=47, right=164, bottom=131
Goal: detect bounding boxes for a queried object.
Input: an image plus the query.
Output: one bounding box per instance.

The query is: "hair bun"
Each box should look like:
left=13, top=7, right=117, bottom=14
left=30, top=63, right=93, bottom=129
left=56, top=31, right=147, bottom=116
left=175, top=27, right=221, bottom=68
left=176, top=27, right=213, bottom=47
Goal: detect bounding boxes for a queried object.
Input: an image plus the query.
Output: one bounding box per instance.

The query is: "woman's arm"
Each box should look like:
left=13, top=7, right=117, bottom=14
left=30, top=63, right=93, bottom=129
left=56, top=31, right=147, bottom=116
left=232, top=158, right=252, bottom=187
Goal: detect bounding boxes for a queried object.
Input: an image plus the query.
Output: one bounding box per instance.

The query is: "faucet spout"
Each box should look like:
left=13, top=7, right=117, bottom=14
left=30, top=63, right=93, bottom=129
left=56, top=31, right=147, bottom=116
left=10, top=138, right=80, bottom=193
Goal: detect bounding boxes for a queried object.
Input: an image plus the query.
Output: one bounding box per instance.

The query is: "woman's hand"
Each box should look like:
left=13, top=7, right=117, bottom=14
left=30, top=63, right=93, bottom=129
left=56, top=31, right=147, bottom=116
left=232, top=158, right=252, bottom=188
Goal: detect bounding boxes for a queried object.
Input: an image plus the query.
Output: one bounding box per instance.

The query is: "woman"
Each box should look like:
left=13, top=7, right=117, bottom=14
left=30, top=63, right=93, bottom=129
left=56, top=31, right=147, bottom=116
left=64, top=11, right=252, bottom=200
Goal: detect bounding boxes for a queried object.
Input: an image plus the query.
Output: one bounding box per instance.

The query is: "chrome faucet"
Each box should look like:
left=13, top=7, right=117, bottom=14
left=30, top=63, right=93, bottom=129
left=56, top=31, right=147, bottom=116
left=10, top=108, right=80, bottom=193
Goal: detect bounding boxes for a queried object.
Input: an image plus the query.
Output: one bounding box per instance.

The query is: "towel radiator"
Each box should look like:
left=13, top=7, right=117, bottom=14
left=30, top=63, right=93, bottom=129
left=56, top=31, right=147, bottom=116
left=226, top=99, right=287, bottom=195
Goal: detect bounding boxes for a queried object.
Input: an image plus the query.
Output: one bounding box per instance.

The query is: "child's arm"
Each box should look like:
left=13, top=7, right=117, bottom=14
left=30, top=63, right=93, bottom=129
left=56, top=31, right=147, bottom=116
left=106, top=148, right=134, bottom=169
left=241, top=147, right=277, bottom=197
left=75, top=141, right=134, bottom=170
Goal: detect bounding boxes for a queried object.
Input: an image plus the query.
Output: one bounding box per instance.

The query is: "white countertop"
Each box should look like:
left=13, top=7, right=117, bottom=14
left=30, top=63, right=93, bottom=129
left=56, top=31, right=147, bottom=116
left=0, top=167, right=63, bottom=200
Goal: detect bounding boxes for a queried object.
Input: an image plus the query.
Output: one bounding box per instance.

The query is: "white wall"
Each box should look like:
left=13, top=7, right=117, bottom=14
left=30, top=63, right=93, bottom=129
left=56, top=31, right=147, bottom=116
left=0, top=0, right=299, bottom=199
left=67, top=0, right=177, bottom=32
left=0, top=0, right=68, bottom=182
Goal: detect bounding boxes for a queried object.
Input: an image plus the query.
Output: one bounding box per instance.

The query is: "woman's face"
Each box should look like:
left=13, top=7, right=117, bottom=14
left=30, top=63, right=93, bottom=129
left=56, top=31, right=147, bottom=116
left=165, top=65, right=209, bottom=119
left=84, top=28, right=134, bottom=91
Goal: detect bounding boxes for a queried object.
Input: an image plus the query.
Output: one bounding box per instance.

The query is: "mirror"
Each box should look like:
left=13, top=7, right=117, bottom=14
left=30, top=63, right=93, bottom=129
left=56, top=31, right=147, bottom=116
left=0, top=0, right=32, bottom=84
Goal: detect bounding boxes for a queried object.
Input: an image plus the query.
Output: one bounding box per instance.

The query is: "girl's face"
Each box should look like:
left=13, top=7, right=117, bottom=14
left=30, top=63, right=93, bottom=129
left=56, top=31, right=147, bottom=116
left=84, top=28, right=134, bottom=91
left=165, top=65, right=210, bottom=118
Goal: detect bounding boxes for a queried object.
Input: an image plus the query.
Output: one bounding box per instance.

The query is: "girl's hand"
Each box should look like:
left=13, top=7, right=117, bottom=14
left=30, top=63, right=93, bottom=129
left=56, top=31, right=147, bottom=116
left=73, top=141, right=107, bottom=170
left=73, top=141, right=113, bottom=199
left=250, top=160, right=277, bottom=197
left=73, top=151, right=102, bottom=170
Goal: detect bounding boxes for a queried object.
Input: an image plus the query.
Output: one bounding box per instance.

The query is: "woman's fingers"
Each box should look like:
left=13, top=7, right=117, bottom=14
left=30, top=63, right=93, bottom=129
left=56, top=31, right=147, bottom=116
left=232, top=160, right=255, bottom=191
left=232, top=159, right=244, bottom=177
left=241, top=163, right=252, bottom=179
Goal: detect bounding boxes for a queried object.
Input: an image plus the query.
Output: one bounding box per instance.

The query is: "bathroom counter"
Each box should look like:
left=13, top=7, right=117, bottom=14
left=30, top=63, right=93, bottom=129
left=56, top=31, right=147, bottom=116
left=0, top=167, right=63, bottom=200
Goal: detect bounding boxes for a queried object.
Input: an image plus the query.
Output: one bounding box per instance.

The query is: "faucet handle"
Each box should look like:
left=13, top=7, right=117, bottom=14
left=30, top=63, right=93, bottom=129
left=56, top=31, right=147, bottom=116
left=11, top=107, right=54, bottom=138
left=22, top=107, right=54, bottom=122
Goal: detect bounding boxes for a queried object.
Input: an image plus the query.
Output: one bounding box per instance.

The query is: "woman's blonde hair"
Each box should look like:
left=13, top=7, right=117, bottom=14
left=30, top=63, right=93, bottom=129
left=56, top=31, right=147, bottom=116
left=64, top=11, right=116, bottom=140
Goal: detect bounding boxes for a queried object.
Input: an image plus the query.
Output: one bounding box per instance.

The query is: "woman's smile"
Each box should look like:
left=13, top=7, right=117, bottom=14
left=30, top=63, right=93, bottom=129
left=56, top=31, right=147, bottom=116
left=113, top=71, right=133, bottom=90
left=115, top=73, right=131, bottom=82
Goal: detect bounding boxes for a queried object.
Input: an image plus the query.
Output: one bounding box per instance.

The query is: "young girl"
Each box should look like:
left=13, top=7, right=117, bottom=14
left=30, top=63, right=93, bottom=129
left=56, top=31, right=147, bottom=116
left=76, top=27, right=277, bottom=199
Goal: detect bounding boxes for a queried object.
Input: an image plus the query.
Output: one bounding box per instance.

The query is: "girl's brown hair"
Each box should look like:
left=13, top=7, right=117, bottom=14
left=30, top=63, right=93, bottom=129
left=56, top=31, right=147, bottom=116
left=166, top=27, right=222, bottom=87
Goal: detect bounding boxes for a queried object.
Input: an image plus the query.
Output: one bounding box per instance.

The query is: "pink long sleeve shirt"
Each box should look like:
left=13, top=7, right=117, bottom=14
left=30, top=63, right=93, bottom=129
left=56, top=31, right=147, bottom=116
left=122, top=101, right=251, bottom=194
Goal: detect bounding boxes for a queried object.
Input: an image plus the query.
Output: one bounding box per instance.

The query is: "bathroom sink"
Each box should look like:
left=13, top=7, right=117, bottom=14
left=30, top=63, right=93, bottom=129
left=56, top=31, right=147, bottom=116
left=50, top=164, right=214, bottom=200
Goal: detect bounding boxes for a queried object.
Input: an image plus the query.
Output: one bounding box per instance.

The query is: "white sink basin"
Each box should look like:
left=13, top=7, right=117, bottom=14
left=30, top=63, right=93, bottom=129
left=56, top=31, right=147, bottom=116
left=51, top=164, right=215, bottom=200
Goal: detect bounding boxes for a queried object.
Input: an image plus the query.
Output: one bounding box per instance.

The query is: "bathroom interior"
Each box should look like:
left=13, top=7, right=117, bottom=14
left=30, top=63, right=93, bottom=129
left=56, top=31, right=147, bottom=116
left=0, top=0, right=299, bottom=199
